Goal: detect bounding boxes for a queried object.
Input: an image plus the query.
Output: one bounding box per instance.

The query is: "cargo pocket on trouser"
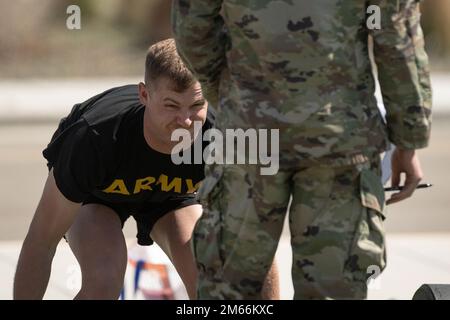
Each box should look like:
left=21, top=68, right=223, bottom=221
left=191, top=163, right=226, bottom=282
left=344, top=159, right=387, bottom=299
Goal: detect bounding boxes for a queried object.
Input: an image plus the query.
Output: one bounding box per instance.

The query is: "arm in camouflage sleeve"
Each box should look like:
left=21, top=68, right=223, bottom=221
left=171, top=0, right=228, bottom=107
left=371, top=0, right=432, bottom=149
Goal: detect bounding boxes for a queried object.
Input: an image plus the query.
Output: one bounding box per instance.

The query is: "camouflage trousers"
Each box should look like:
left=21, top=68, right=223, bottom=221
left=193, top=156, right=386, bottom=299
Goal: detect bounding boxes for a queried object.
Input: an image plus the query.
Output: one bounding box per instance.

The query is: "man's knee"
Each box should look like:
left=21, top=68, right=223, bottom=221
left=77, top=268, right=125, bottom=299
left=261, top=261, right=280, bottom=300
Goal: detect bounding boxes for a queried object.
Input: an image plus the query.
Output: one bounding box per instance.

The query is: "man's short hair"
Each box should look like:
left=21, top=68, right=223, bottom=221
left=145, top=38, right=196, bottom=92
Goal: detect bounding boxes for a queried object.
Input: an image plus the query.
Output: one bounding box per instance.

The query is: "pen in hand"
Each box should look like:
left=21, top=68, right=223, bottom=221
left=384, top=183, right=433, bottom=192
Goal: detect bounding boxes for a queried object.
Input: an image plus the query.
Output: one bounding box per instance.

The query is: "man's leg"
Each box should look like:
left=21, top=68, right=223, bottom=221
left=150, top=204, right=202, bottom=299
left=262, top=262, right=280, bottom=300
left=66, top=204, right=128, bottom=300
left=289, top=160, right=386, bottom=299
left=150, top=204, right=281, bottom=300
left=194, top=164, right=291, bottom=299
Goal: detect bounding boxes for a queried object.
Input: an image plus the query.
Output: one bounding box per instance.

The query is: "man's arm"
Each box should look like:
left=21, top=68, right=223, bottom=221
left=371, top=0, right=432, bottom=149
left=172, top=0, right=228, bottom=107
left=371, top=1, right=432, bottom=204
left=13, top=169, right=80, bottom=299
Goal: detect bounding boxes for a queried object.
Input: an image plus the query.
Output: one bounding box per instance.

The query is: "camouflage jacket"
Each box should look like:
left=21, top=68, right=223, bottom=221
left=173, top=0, right=432, bottom=166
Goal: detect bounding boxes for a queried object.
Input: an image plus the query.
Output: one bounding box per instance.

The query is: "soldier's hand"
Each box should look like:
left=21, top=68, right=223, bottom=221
left=386, top=148, right=423, bottom=205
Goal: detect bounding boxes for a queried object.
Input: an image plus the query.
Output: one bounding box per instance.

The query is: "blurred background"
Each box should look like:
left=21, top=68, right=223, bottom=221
left=0, top=0, right=449, bottom=300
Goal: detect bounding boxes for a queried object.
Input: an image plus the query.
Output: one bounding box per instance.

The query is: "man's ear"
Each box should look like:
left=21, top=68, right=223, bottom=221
left=138, top=82, right=149, bottom=105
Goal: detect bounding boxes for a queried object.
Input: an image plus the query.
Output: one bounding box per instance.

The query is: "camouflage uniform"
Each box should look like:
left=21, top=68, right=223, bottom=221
left=172, top=0, right=432, bottom=299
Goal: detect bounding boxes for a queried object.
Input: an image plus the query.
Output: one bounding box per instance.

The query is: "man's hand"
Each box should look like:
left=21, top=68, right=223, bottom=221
left=386, top=148, right=424, bottom=205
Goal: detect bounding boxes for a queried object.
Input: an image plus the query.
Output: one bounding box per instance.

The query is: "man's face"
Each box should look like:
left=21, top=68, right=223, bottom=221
left=139, top=77, right=207, bottom=147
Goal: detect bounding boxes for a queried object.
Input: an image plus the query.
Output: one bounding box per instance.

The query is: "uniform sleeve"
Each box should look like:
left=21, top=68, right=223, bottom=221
left=171, top=0, right=228, bottom=107
left=370, top=0, right=432, bottom=149
left=52, top=121, right=104, bottom=203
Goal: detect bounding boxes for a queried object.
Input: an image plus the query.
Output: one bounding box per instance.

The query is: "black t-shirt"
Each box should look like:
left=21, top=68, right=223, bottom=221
left=43, top=84, right=214, bottom=204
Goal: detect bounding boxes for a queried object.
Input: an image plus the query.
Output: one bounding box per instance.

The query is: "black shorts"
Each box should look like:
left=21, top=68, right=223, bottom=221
left=80, top=195, right=200, bottom=246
